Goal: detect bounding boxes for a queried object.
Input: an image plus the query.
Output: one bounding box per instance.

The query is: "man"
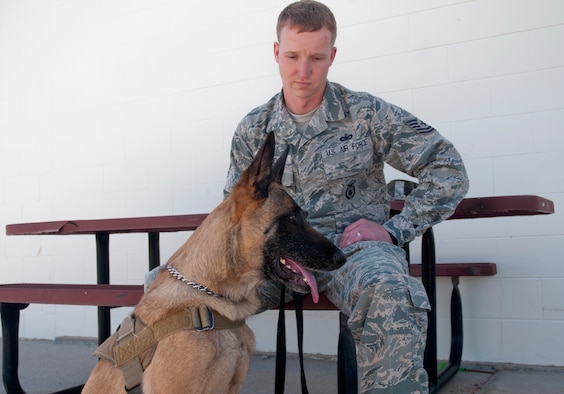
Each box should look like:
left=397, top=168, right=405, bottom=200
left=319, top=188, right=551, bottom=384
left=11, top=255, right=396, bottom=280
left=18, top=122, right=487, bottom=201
left=226, top=1, right=469, bottom=393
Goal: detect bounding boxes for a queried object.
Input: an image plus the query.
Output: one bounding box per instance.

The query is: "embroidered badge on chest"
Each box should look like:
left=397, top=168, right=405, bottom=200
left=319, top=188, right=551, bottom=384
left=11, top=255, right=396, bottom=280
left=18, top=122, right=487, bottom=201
left=343, top=180, right=361, bottom=204
left=405, top=118, right=436, bottom=134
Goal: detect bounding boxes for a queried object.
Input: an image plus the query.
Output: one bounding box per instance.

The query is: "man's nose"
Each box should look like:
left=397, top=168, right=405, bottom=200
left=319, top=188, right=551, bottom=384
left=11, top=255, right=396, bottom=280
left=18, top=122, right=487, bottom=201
left=297, top=59, right=312, bottom=77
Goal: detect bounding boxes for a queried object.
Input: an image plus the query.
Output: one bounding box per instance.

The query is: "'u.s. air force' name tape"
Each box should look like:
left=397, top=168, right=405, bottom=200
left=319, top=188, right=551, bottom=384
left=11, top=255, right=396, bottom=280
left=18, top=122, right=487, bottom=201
left=405, top=118, right=436, bottom=134
left=322, top=137, right=370, bottom=158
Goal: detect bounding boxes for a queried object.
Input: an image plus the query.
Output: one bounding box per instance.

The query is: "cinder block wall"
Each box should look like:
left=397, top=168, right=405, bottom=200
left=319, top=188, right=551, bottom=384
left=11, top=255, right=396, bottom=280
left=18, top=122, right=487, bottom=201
left=1, top=0, right=563, bottom=366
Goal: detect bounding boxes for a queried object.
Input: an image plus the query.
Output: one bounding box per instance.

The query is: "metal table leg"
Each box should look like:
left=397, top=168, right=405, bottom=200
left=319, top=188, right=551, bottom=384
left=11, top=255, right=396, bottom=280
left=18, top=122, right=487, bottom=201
left=337, top=312, right=358, bottom=394
left=95, top=233, right=110, bottom=345
left=421, top=228, right=438, bottom=391
left=436, top=276, right=463, bottom=388
left=148, top=232, right=160, bottom=270
left=421, top=227, right=463, bottom=392
left=1, top=303, right=29, bottom=394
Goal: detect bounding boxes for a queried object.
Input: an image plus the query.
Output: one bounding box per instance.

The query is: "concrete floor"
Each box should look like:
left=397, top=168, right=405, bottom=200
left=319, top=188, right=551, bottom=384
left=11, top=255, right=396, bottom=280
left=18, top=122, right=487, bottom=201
left=1, top=338, right=563, bottom=393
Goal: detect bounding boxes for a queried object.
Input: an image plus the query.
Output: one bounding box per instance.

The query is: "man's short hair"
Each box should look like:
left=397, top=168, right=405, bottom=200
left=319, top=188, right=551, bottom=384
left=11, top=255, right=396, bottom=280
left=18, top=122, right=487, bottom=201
left=276, top=0, right=337, bottom=45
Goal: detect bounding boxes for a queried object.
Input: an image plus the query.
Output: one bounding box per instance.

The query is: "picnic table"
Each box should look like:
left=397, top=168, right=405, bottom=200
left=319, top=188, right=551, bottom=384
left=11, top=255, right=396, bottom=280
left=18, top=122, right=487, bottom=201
left=1, top=194, right=555, bottom=393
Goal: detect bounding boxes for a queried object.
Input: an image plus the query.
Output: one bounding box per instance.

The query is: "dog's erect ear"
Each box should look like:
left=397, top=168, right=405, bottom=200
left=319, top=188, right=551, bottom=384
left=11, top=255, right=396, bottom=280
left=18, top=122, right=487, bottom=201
left=247, top=132, right=276, bottom=199
left=273, top=145, right=289, bottom=184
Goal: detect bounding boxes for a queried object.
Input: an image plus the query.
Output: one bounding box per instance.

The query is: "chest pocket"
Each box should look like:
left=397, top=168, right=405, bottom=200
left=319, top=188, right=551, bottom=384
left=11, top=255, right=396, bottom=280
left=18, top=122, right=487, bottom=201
left=321, top=136, right=374, bottom=180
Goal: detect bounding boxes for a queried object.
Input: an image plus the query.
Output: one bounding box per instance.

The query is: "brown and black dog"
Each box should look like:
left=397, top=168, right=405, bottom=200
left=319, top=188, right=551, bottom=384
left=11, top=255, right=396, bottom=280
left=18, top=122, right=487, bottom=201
left=82, top=132, right=346, bottom=393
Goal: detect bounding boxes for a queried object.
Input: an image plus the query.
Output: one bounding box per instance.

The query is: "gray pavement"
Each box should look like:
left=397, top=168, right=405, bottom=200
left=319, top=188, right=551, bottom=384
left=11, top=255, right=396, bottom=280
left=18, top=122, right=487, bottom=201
left=1, top=338, right=563, bottom=393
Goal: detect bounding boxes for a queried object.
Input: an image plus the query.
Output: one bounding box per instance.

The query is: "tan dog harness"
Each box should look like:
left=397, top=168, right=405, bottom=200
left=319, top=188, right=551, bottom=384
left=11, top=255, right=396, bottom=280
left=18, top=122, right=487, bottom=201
left=94, top=305, right=245, bottom=392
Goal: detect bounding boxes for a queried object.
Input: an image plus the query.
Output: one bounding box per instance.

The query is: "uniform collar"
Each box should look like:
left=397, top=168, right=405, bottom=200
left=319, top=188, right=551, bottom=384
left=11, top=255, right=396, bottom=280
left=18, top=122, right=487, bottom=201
left=268, top=81, right=347, bottom=148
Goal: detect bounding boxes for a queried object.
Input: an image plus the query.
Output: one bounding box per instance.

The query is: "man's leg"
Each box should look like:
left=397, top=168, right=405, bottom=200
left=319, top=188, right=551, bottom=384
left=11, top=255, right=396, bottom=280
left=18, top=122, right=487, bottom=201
left=321, top=241, right=430, bottom=394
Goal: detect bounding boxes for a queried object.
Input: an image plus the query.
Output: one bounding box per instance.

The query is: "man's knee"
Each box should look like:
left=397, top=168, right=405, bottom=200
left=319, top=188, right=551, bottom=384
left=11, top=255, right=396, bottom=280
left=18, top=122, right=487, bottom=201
left=347, top=274, right=429, bottom=343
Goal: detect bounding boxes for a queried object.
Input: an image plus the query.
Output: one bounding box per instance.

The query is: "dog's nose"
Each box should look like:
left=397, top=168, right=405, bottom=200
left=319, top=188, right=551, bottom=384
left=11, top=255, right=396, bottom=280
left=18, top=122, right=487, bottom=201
left=333, top=250, right=347, bottom=267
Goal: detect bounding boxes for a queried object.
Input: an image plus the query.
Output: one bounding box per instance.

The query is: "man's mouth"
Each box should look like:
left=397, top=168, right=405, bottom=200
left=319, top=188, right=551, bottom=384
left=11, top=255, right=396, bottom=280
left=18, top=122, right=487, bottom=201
left=279, top=257, right=319, bottom=303
left=293, top=81, right=311, bottom=89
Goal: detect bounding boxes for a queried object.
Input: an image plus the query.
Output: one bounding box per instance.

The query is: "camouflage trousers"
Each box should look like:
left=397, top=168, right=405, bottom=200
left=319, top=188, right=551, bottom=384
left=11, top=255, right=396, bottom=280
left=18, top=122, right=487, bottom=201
left=260, top=240, right=430, bottom=394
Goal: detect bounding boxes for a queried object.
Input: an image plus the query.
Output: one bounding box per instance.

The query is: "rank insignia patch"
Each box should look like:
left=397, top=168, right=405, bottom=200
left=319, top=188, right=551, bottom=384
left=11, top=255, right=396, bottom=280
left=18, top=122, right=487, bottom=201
left=405, top=118, right=436, bottom=134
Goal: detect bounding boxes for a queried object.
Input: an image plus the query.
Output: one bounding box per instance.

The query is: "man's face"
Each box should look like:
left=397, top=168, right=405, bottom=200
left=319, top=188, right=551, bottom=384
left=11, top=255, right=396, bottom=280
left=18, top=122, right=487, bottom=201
left=274, top=25, right=336, bottom=114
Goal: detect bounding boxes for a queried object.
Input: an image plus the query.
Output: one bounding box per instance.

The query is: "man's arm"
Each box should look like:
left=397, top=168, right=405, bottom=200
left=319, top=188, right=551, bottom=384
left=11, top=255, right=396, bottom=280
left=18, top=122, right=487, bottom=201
left=378, top=102, right=469, bottom=246
left=224, top=122, right=266, bottom=198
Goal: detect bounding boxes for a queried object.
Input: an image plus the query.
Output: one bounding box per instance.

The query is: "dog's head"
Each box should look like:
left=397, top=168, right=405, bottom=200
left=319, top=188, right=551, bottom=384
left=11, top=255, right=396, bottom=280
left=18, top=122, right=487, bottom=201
left=232, top=132, right=346, bottom=303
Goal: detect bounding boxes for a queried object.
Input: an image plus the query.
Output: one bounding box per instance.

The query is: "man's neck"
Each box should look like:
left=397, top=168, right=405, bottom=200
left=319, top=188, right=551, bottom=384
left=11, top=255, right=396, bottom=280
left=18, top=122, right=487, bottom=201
left=283, top=91, right=324, bottom=115
left=284, top=99, right=321, bottom=115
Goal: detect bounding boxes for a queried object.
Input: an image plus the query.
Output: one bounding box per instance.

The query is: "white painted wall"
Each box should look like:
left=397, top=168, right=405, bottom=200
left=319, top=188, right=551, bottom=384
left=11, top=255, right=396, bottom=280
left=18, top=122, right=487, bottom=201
left=1, top=0, right=563, bottom=367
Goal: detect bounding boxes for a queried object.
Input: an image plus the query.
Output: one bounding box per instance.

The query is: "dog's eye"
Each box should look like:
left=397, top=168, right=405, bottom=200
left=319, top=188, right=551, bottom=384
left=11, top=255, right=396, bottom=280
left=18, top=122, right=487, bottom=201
left=288, top=214, right=298, bottom=224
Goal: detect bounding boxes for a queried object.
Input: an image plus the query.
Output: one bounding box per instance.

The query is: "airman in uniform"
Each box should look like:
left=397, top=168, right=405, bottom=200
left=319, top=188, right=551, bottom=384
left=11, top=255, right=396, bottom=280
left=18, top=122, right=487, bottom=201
left=224, top=1, right=469, bottom=392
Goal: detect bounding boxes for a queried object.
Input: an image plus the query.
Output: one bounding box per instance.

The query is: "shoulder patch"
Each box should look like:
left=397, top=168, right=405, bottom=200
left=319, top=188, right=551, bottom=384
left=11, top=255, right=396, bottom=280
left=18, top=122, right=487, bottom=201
left=405, top=118, right=436, bottom=134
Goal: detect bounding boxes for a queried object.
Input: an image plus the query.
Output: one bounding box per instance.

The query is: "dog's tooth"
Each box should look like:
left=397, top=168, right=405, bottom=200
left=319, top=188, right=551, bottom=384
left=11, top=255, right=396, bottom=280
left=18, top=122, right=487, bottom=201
left=280, top=258, right=286, bottom=265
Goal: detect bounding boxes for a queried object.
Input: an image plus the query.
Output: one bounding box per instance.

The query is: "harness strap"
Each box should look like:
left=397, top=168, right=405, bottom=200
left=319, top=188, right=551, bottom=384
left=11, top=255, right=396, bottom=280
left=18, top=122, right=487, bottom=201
left=94, top=305, right=245, bottom=391
left=122, top=356, right=145, bottom=393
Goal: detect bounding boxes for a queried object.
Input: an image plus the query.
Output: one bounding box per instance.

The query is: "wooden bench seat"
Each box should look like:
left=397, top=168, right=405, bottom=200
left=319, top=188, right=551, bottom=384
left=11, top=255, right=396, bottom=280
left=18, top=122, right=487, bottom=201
left=0, top=262, right=496, bottom=310
left=409, top=262, right=497, bottom=278
left=0, top=284, right=143, bottom=307
left=284, top=262, right=497, bottom=310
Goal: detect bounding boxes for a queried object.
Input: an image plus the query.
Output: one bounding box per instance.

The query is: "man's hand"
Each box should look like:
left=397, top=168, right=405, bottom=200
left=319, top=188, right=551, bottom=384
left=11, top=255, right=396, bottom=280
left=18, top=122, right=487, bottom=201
left=339, top=218, right=393, bottom=248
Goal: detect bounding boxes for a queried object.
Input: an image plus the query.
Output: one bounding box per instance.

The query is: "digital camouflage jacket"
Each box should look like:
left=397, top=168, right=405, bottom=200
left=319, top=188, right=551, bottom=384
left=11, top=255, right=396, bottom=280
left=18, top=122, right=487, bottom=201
left=224, top=81, right=469, bottom=247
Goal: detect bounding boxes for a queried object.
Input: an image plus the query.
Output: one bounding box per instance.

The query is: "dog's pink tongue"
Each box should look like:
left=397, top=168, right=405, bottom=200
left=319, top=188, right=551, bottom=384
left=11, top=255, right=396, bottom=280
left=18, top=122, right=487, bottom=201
left=285, top=258, right=319, bottom=303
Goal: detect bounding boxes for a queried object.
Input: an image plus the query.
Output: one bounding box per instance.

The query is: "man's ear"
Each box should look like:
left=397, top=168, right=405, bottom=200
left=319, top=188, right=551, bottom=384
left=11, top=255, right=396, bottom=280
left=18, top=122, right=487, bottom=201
left=274, top=41, right=280, bottom=64
left=330, top=46, right=337, bottom=65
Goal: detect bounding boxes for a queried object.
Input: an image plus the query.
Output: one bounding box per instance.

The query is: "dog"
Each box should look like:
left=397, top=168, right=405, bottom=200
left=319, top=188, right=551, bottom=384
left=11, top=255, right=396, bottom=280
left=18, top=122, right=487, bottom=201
left=82, top=132, right=346, bottom=393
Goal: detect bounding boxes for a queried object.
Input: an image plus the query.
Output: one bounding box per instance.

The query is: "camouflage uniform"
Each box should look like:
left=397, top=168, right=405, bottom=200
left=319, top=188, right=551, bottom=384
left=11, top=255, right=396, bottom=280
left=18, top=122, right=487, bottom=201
left=224, top=81, right=469, bottom=393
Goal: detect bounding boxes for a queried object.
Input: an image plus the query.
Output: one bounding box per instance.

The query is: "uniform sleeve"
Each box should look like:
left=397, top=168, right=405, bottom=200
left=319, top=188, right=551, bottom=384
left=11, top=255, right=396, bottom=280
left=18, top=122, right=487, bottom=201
left=224, top=94, right=282, bottom=198
left=379, top=102, right=469, bottom=246
left=223, top=117, right=266, bottom=198
left=224, top=130, right=252, bottom=198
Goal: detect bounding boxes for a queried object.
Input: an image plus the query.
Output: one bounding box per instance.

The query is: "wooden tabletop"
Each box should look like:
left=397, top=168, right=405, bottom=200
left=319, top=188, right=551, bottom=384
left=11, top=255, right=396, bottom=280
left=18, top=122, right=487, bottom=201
left=6, top=195, right=555, bottom=236
left=391, top=194, right=554, bottom=219
left=6, top=213, right=209, bottom=236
